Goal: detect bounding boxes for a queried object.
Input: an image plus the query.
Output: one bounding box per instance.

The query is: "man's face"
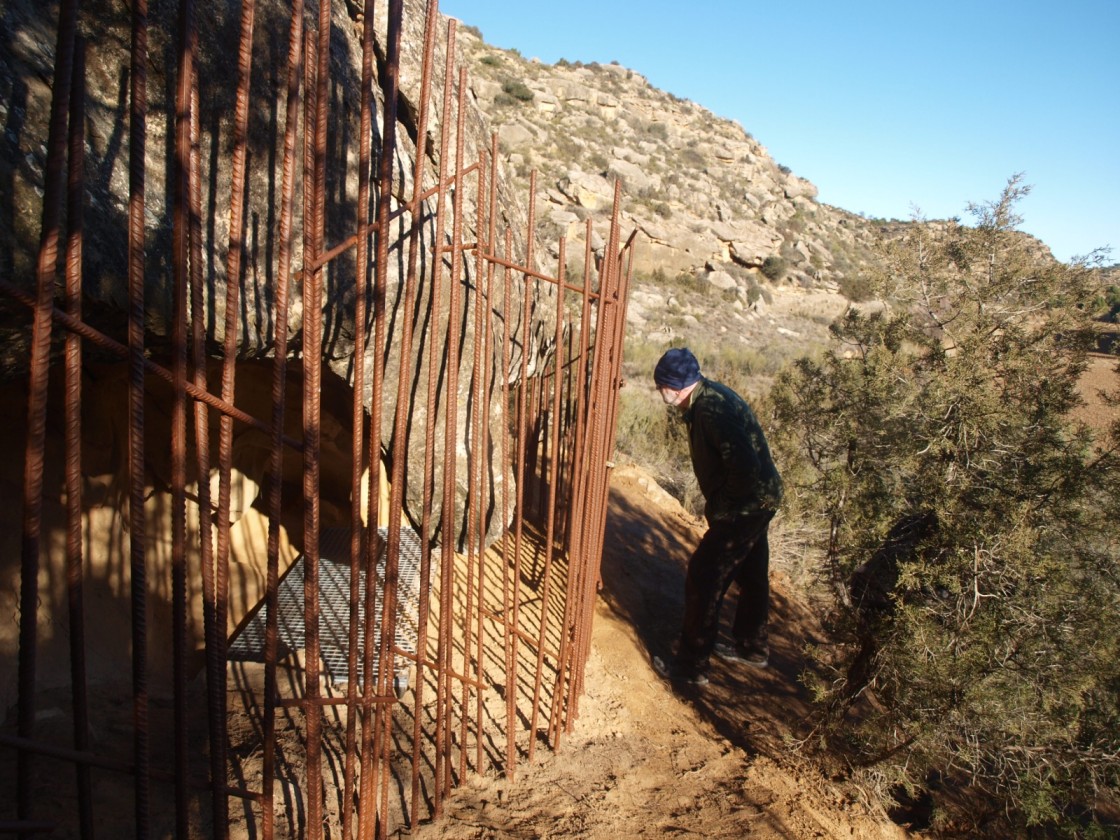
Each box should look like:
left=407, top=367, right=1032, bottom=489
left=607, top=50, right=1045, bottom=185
left=659, top=386, right=685, bottom=408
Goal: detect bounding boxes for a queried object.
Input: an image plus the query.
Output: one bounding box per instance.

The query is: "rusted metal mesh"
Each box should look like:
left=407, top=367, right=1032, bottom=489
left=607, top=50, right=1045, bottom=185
left=0, top=0, right=633, bottom=837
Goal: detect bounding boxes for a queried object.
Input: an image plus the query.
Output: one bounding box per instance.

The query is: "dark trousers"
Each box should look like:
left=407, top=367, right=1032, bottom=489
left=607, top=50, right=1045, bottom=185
left=677, top=510, right=773, bottom=674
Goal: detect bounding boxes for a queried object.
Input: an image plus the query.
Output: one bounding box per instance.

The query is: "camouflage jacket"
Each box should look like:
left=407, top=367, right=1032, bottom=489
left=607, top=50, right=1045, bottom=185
left=682, top=378, right=783, bottom=522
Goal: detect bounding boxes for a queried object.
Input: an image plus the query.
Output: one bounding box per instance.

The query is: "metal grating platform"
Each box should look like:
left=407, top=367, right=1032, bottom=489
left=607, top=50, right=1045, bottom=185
left=229, top=526, right=427, bottom=691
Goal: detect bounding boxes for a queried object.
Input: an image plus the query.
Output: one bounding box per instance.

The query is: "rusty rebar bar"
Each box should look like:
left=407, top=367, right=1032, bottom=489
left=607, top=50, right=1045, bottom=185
left=369, top=3, right=406, bottom=837
left=463, top=148, right=485, bottom=777
left=561, top=239, right=595, bottom=730
left=427, top=12, right=458, bottom=815
left=471, top=139, right=499, bottom=774
left=402, top=1, right=440, bottom=828
left=261, top=0, right=306, bottom=834
left=509, top=185, right=534, bottom=763
left=126, top=0, right=152, bottom=834
left=195, top=0, right=255, bottom=832
left=486, top=136, right=503, bottom=774
left=170, top=0, right=197, bottom=832
left=549, top=317, right=589, bottom=746
left=344, top=0, right=377, bottom=833
left=446, top=58, right=469, bottom=788
left=500, top=229, right=516, bottom=779
left=188, top=29, right=223, bottom=840
left=532, top=241, right=566, bottom=749
left=63, top=35, right=93, bottom=840
left=301, top=0, right=332, bottom=831
left=16, top=0, right=78, bottom=831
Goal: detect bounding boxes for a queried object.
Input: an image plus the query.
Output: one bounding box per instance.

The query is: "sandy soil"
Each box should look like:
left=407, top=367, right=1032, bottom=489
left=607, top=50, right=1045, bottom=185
left=416, top=465, right=909, bottom=840
left=1074, top=352, right=1120, bottom=433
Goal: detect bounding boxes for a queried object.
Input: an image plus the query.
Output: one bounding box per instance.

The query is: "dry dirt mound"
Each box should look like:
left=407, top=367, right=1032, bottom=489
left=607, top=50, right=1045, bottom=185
left=1074, top=352, right=1120, bottom=432
left=418, top=465, right=908, bottom=839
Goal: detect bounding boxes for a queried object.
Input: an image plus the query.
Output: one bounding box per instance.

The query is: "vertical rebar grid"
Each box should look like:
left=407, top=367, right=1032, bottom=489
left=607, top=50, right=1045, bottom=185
left=0, top=0, right=633, bottom=837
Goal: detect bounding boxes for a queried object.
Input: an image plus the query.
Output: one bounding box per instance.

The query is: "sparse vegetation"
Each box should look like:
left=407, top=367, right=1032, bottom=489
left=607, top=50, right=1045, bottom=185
left=769, top=179, right=1120, bottom=836
left=1096, top=283, right=1120, bottom=322
left=760, top=256, right=787, bottom=282
left=680, top=146, right=705, bottom=169
left=837, top=272, right=873, bottom=302
left=500, top=78, right=534, bottom=103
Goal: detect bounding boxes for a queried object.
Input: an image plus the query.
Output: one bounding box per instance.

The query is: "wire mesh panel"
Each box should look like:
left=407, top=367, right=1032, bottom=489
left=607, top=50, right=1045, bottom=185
left=228, top=527, right=426, bottom=691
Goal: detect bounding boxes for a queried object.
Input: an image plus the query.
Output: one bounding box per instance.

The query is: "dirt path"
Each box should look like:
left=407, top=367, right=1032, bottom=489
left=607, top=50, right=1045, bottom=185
left=417, top=465, right=908, bottom=839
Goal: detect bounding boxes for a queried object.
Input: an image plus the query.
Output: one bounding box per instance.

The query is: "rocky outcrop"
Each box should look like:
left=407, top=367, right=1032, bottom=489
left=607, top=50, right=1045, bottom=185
left=0, top=0, right=559, bottom=706
left=448, top=30, right=884, bottom=301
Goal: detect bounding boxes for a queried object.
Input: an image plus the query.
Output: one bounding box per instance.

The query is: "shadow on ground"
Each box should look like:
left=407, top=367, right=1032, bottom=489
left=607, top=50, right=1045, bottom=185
left=596, top=468, right=825, bottom=759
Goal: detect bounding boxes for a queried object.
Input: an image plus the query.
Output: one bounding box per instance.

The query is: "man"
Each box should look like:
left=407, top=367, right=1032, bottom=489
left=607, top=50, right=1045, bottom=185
left=653, top=347, right=783, bottom=687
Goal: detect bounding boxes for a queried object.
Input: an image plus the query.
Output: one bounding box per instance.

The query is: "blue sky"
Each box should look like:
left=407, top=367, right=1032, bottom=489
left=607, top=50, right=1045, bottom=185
left=438, top=0, right=1118, bottom=265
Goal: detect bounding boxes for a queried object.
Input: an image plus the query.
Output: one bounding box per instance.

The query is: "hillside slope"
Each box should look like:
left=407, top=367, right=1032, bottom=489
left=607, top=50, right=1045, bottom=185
left=452, top=22, right=883, bottom=295
left=449, top=20, right=1063, bottom=367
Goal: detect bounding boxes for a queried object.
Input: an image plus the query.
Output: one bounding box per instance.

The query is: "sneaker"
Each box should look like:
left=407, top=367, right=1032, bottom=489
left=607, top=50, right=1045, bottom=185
left=683, top=669, right=710, bottom=687
left=714, top=640, right=769, bottom=668
left=652, top=655, right=710, bottom=687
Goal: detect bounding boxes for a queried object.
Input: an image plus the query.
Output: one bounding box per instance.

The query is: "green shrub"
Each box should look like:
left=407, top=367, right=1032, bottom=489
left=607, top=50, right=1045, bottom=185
left=760, top=256, right=787, bottom=282
left=779, top=244, right=803, bottom=266
left=1094, top=284, right=1120, bottom=321
left=769, top=178, right=1120, bottom=836
left=500, top=78, right=534, bottom=103
left=837, top=273, right=873, bottom=302
left=680, top=147, right=705, bottom=168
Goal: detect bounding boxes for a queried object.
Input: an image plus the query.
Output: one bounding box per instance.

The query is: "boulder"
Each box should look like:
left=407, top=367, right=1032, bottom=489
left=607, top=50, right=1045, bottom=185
left=608, top=158, right=659, bottom=194
left=711, top=220, right=783, bottom=265
left=558, top=169, right=614, bottom=212
left=704, top=269, right=738, bottom=292
left=0, top=0, right=555, bottom=549
left=0, top=0, right=571, bottom=710
left=499, top=121, right=537, bottom=149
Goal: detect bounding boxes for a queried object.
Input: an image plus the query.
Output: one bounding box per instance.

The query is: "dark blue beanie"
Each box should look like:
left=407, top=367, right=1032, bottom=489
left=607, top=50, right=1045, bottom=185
left=653, top=348, right=701, bottom=390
